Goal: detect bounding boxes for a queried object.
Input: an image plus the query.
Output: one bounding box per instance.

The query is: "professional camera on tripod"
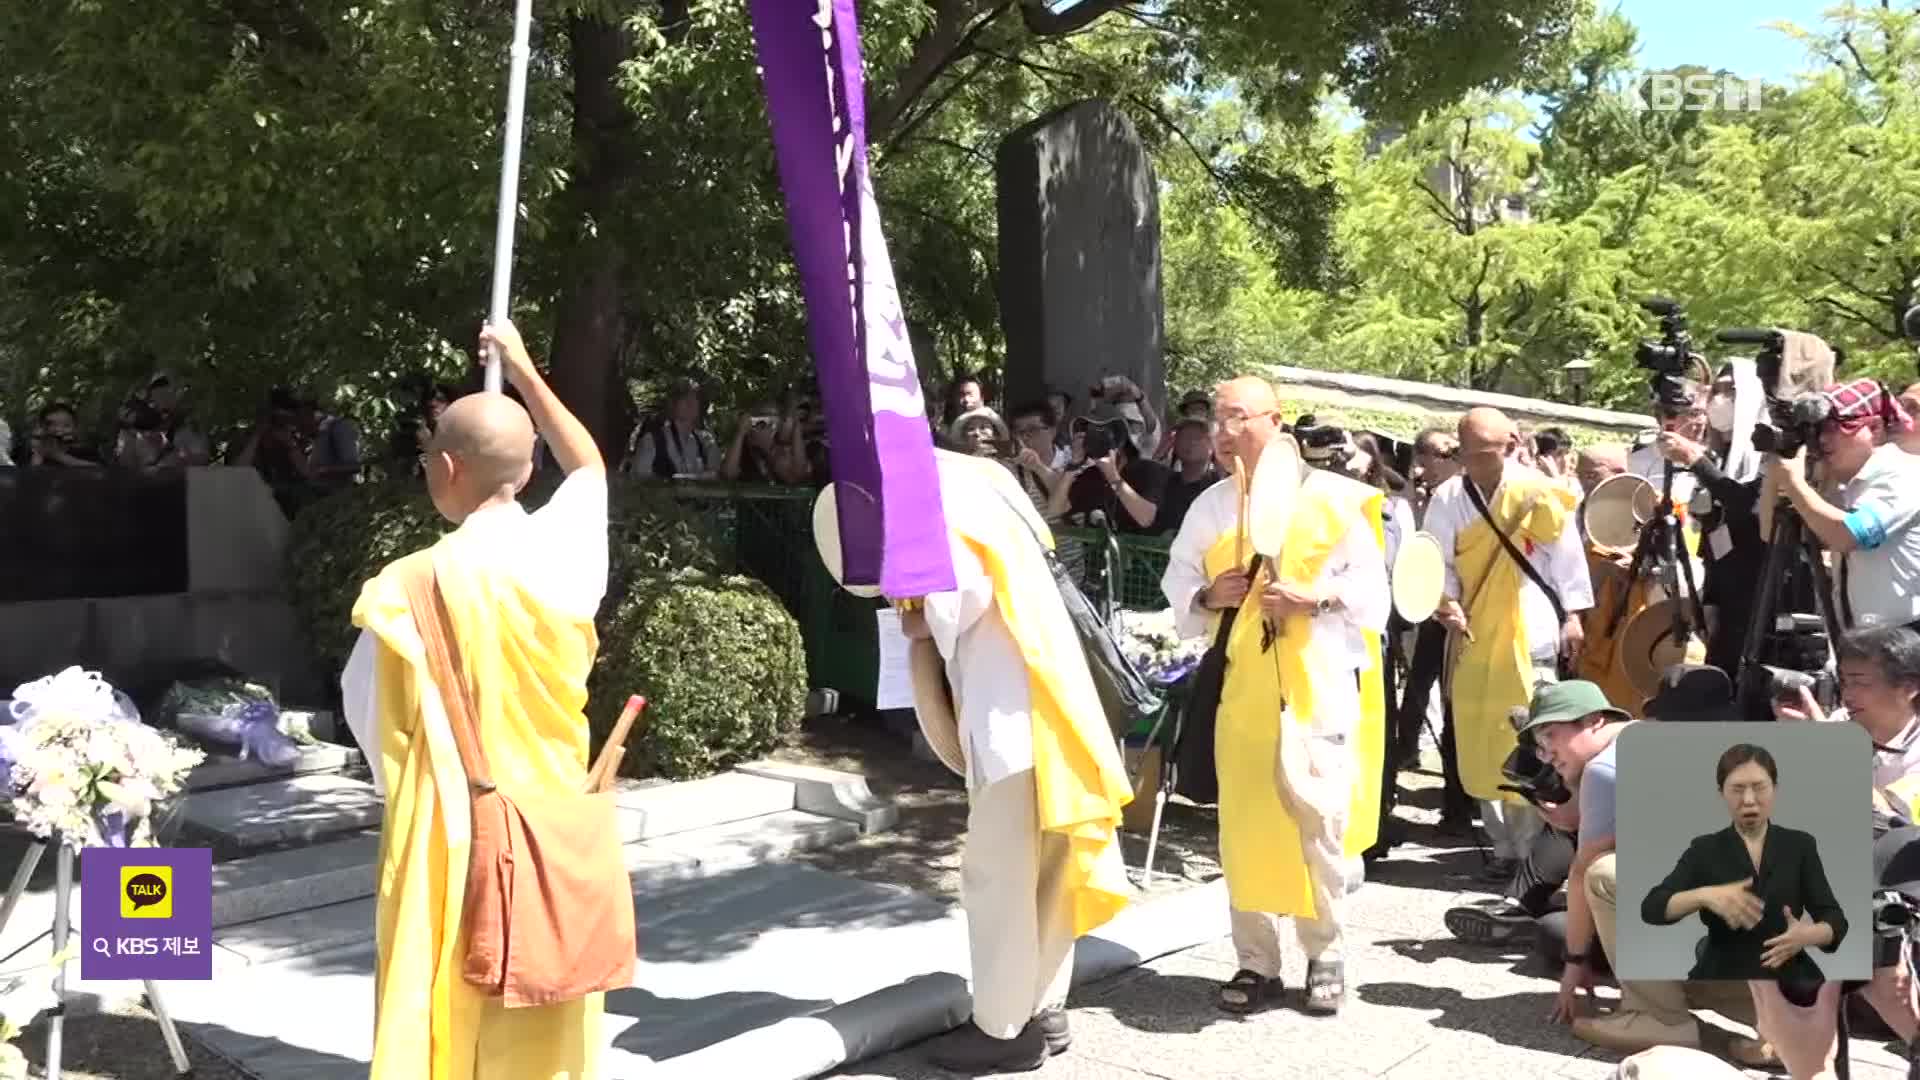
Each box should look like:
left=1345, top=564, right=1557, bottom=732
left=1715, top=326, right=1849, bottom=720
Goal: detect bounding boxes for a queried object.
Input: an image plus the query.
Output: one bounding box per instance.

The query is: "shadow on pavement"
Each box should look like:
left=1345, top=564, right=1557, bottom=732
left=1376, top=933, right=1550, bottom=978
left=1355, top=980, right=1612, bottom=1057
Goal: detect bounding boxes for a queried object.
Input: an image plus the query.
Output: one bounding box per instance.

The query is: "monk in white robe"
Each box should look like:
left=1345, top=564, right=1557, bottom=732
left=1161, top=376, right=1390, bottom=1016
left=1427, top=408, right=1593, bottom=883
left=341, top=322, right=611, bottom=1079
left=877, top=450, right=1133, bottom=1073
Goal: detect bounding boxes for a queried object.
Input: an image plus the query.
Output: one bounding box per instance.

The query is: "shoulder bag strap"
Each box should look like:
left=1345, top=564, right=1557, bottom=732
left=1464, top=479, right=1567, bottom=625
left=398, top=558, right=498, bottom=794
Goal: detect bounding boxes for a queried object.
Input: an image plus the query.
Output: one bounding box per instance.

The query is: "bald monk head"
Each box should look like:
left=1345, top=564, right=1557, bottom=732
left=1456, top=407, right=1517, bottom=491
left=1576, top=444, right=1628, bottom=494
left=1211, top=376, right=1285, bottom=473
left=424, top=392, right=538, bottom=523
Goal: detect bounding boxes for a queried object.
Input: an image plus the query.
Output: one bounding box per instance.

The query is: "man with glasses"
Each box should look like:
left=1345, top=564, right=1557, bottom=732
left=1006, top=401, right=1066, bottom=515
left=1627, top=380, right=1706, bottom=509
left=1427, top=408, right=1593, bottom=881
left=1161, top=376, right=1390, bottom=1017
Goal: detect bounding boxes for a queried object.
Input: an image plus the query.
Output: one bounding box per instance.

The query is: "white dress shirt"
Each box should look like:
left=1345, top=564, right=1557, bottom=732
left=1424, top=466, right=1594, bottom=661
left=1161, top=472, right=1391, bottom=675
left=1627, top=442, right=1698, bottom=509
left=341, top=468, right=611, bottom=796
left=922, top=523, right=1035, bottom=792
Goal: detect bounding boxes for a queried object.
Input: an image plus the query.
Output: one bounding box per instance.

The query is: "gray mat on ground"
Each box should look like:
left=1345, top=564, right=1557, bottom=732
left=157, top=865, right=1226, bottom=1079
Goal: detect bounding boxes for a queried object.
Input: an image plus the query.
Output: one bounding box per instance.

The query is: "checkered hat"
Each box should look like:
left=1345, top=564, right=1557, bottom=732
left=1823, top=378, right=1913, bottom=434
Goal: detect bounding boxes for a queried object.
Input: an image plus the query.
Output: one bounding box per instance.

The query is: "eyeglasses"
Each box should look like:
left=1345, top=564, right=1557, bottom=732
left=1209, top=412, right=1275, bottom=436
left=1012, top=423, right=1049, bottom=437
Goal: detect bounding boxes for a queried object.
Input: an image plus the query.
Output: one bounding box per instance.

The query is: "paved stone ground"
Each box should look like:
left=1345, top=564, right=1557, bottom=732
left=829, top=747, right=1916, bottom=1080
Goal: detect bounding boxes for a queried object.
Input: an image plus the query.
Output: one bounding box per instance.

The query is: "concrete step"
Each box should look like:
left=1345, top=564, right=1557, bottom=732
left=212, top=808, right=863, bottom=967
left=735, top=759, right=899, bottom=832
left=210, top=832, right=379, bottom=929
left=175, top=773, right=383, bottom=852
left=185, top=741, right=364, bottom=793
left=613, top=771, right=798, bottom=843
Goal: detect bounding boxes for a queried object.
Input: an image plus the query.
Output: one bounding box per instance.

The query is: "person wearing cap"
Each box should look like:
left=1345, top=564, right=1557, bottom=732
left=949, top=406, right=1011, bottom=460
left=1571, top=695, right=1778, bottom=1068
left=1151, top=414, right=1220, bottom=534
left=1160, top=375, right=1390, bottom=1017
left=1048, top=399, right=1169, bottom=534
left=627, top=380, right=718, bottom=481
left=1428, top=408, right=1594, bottom=880
left=1154, top=390, right=1212, bottom=462
left=857, top=450, right=1131, bottom=1071
left=1483, top=682, right=1628, bottom=1027
left=1768, top=378, right=1920, bottom=632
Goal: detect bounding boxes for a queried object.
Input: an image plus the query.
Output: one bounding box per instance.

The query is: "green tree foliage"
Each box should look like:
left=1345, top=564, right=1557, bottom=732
left=0, top=0, right=1585, bottom=446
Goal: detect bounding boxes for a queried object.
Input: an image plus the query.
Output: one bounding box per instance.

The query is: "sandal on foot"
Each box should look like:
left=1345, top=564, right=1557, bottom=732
left=1304, top=959, right=1345, bottom=1015
left=1216, top=969, right=1281, bottom=1014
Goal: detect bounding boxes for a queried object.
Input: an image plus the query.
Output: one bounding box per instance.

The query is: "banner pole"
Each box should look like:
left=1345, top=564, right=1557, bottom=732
left=484, top=0, right=535, bottom=393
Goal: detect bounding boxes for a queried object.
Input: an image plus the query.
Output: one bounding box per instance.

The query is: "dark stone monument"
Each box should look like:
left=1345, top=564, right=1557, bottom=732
left=996, top=99, right=1166, bottom=426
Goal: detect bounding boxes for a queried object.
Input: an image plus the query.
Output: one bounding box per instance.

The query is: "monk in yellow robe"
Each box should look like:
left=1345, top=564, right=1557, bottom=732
left=871, top=450, right=1132, bottom=1072
left=1571, top=444, right=1655, bottom=710
left=341, top=321, right=613, bottom=1080
left=1161, top=376, right=1390, bottom=1017
left=1427, top=408, right=1593, bottom=881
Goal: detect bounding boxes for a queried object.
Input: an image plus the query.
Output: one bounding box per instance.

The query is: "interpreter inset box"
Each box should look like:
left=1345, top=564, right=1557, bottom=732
left=1614, top=722, right=1871, bottom=982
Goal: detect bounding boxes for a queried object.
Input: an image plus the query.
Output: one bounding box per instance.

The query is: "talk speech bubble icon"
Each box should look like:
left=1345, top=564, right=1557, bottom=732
left=121, top=868, right=172, bottom=919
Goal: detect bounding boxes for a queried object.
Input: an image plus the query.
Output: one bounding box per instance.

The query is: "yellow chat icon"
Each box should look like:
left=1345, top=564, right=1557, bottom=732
left=120, top=866, right=172, bottom=920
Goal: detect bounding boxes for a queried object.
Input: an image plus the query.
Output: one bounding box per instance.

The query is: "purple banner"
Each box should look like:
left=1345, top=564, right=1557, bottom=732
left=749, top=0, right=955, bottom=598
left=79, top=846, right=213, bottom=981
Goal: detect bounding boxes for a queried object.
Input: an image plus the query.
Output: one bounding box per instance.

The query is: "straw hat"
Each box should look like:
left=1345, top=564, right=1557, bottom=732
left=1618, top=604, right=1709, bottom=702
left=947, top=406, right=1009, bottom=445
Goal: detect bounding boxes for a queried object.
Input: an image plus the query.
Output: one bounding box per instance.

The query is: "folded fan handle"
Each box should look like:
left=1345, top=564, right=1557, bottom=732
left=586, top=695, right=647, bottom=794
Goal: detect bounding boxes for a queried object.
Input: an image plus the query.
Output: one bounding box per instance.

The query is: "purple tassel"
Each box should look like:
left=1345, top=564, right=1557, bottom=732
left=95, top=810, right=128, bottom=848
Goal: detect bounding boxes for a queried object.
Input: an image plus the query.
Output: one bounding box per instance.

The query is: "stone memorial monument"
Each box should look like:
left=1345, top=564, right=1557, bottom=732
left=996, top=99, right=1167, bottom=426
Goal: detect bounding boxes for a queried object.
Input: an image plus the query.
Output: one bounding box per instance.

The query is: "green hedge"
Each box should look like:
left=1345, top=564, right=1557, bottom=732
left=591, top=569, right=807, bottom=780
left=283, top=476, right=802, bottom=779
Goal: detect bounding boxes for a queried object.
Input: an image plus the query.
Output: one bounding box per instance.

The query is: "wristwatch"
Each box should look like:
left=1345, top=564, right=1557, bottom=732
left=1314, top=597, right=1336, bottom=617
left=1563, top=950, right=1590, bottom=966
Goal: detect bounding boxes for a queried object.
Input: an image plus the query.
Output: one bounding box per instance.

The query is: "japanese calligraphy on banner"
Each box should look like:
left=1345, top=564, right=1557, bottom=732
left=748, top=0, right=956, bottom=598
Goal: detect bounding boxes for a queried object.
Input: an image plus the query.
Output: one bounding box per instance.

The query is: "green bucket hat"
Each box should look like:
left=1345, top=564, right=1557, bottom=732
left=1512, top=680, right=1629, bottom=739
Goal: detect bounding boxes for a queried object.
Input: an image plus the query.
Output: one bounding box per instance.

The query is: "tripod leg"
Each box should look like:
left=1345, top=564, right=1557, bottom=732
left=0, top=841, right=46, bottom=942
left=46, top=842, right=71, bottom=1080
left=142, top=981, right=192, bottom=1074
left=1142, top=788, right=1168, bottom=889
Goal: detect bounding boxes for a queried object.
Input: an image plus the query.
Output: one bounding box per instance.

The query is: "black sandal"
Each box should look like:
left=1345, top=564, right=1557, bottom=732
left=1216, top=968, right=1280, bottom=1014
left=1304, top=959, right=1345, bottom=1015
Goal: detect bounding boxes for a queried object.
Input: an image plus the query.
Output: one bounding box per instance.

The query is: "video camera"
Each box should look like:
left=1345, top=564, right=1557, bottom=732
left=1293, top=418, right=1351, bottom=470
left=1716, top=326, right=1835, bottom=459
left=1078, top=416, right=1131, bottom=461
left=1498, top=733, right=1573, bottom=809
left=1634, top=296, right=1696, bottom=378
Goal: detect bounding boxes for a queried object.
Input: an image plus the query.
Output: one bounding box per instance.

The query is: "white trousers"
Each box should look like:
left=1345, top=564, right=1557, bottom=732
left=1228, top=730, right=1351, bottom=976
left=962, top=770, right=1076, bottom=1039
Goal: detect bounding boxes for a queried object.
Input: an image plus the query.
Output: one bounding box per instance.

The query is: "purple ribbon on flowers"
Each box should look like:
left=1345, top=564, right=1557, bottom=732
left=748, top=0, right=955, bottom=598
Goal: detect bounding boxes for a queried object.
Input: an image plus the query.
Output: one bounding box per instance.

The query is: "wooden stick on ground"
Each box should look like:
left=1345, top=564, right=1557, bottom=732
left=586, top=694, right=647, bottom=794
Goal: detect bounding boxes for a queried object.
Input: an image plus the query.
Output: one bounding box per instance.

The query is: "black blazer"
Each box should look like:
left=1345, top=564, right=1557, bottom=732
left=1641, top=823, right=1847, bottom=982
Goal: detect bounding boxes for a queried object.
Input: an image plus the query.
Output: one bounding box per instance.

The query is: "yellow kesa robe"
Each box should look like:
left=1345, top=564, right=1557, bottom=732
left=1204, top=473, right=1387, bottom=919
left=1448, top=476, right=1577, bottom=803
left=908, top=453, right=1136, bottom=938
left=353, top=533, right=604, bottom=1080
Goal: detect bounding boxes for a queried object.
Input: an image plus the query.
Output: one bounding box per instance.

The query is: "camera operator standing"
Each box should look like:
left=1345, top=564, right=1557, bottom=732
left=1654, top=361, right=1769, bottom=674
left=1767, top=380, right=1920, bottom=634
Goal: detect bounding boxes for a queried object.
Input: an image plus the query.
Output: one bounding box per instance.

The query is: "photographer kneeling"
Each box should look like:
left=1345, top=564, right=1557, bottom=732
left=1767, top=380, right=1920, bottom=632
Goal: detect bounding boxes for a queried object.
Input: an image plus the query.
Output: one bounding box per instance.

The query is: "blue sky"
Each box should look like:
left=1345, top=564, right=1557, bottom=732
left=1611, top=0, right=1833, bottom=85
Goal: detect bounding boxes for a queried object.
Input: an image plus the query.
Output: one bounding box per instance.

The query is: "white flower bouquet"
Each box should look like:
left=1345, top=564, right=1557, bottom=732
left=1, top=668, right=205, bottom=849
left=1114, top=609, right=1207, bottom=688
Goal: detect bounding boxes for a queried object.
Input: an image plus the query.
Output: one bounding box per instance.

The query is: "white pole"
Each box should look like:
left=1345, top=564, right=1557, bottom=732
left=484, top=0, right=535, bottom=393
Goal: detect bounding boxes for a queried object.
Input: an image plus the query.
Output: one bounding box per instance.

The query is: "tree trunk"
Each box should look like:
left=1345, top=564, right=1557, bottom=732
left=546, top=13, right=637, bottom=461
